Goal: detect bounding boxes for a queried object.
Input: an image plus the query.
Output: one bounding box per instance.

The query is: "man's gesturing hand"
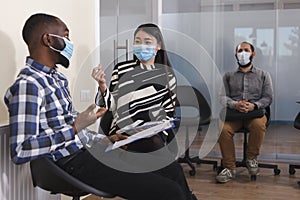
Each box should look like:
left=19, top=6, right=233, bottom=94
left=73, top=104, right=107, bottom=133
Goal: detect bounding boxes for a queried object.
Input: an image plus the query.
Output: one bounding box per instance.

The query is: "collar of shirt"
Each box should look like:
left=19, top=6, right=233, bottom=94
left=26, top=57, right=58, bottom=75
left=236, top=65, right=256, bottom=73
left=140, top=63, right=156, bottom=70
left=135, top=60, right=156, bottom=70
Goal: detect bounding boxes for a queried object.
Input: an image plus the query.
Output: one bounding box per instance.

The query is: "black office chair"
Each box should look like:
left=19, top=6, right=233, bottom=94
left=176, top=85, right=218, bottom=176
left=291, top=106, right=300, bottom=186
left=30, top=157, right=116, bottom=200
left=219, top=106, right=281, bottom=181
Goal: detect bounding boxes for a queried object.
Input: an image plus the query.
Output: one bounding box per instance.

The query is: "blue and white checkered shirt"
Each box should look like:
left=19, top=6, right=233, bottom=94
left=4, top=57, right=103, bottom=164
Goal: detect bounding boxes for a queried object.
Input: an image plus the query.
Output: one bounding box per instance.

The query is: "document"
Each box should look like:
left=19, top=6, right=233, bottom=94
left=105, top=120, right=176, bottom=152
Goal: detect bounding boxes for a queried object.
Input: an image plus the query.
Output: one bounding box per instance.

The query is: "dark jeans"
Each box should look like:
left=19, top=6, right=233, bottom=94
left=56, top=149, right=194, bottom=200
left=126, top=134, right=166, bottom=152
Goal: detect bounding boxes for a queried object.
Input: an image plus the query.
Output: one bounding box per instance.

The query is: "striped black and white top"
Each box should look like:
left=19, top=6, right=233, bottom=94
left=96, top=60, right=177, bottom=136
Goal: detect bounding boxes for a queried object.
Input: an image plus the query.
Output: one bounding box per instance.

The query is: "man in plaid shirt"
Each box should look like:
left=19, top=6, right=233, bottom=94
left=4, top=13, right=195, bottom=200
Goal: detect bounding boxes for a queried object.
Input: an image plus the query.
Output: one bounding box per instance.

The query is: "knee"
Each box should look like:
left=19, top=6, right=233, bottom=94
left=248, top=118, right=266, bottom=132
left=219, top=126, right=234, bottom=142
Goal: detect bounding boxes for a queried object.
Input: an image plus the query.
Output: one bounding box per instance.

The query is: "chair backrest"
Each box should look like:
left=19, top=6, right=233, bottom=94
left=175, top=85, right=211, bottom=126
left=30, top=157, right=115, bottom=198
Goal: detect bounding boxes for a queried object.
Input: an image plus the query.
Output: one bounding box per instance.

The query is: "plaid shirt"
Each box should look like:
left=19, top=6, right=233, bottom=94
left=4, top=57, right=102, bottom=164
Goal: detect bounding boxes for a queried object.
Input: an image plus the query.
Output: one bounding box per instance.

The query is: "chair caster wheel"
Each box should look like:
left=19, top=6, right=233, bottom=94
left=289, top=168, right=296, bottom=175
left=189, top=170, right=196, bottom=176
left=274, top=169, right=281, bottom=175
left=213, top=166, right=218, bottom=171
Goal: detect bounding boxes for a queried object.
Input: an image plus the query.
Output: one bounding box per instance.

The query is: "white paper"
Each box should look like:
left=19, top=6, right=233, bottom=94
left=105, top=120, right=175, bottom=152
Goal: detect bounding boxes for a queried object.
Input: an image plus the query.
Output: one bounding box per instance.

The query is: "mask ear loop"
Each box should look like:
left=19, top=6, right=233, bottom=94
left=47, top=33, right=71, bottom=53
left=48, top=34, right=65, bottom=53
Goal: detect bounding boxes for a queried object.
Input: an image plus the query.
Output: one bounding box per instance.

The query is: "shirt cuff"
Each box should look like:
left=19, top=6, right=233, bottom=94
left=253, top=103, right=258, bottom=109
left=254, top=102, right=262, bottom=109
left=228, top=101, right=238, bottom=109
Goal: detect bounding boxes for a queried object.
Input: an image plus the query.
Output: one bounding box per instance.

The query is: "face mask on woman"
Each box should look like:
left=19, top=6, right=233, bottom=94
left=133, top=44, right=156, bottom=62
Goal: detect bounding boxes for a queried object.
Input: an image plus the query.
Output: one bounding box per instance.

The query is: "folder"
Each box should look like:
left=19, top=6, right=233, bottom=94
left=105, top=120, right=176, bottom=152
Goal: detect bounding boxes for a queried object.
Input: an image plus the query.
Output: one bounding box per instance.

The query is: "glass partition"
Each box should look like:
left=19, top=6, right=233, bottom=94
left=161, top=0, right=300, bottom=162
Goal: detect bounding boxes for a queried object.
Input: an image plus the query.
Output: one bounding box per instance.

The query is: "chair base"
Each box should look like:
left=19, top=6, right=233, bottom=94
left=218, top=159, right=280, bottom=181
left=177, top=148, right=218, bottom=176
left=230, top=130, right=281, bottom=180
left=190, top=156, right=218, bottom=171
left=289, top=164, right=300, bottom=175
left=236, top=159, right=281, bottom=176
left=177, top=149, right=196, bottom=176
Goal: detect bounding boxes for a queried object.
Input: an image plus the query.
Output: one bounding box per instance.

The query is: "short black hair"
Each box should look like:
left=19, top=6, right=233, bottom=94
left=236, top=41, right=255, bottom=52
left=22, top=13, right=59, bottom=46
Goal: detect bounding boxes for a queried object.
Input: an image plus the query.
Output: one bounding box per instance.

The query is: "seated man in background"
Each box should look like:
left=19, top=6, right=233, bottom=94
left=216, top=41, right=273, bottom=183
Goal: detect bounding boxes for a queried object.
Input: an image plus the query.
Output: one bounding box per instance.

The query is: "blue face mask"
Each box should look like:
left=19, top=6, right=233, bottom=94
left=133, top=45, right=156, bottom=62
left=48, top=34, right=74, bottom=61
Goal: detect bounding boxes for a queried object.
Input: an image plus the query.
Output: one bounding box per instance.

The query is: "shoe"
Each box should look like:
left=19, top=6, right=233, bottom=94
left=191, top=193, right=198, bottom=200
left=246, top=158, right=259, bottom=175
left=216, top=168, right=236, bottom=183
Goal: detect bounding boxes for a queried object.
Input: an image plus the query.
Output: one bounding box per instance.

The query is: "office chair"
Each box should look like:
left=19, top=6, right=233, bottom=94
left=219, top=106, right=281, bottom=181
left=290, top=106, right=300, bottom=186
left=30, top=156, right=116, bottom=200
left=176, top=85, right=218, bottom=176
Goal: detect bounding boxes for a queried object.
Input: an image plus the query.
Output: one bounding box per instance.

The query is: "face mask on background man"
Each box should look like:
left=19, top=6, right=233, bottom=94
left=237, top=51, right=252, bottom=67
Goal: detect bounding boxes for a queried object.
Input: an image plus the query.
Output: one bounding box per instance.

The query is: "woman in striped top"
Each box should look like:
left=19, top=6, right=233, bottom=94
left=93, top=23, right=198, bottom=200
left=93, top=23, right=177, bottom=153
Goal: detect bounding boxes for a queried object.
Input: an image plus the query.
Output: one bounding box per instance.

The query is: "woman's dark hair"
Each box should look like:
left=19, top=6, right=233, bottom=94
left=133, top=23, right=173, bottom=68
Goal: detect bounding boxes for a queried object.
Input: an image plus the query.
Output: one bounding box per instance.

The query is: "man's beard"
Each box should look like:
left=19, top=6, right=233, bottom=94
left=238, top=61, right=252, bottom=68
left=58, top=55, right=70, bottom=68
left=237, top=56, right=253, bottom=68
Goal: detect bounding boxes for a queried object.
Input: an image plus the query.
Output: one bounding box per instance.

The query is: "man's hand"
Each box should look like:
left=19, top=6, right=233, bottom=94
left=73, top=104, right=107, bottom=133
left=108, top=133, right=128, bottom=150
left=108, top=133, right=128, bottom=142
left=235, top=100, right=255, bottom=113
left=92, top=64, right=107, bottom=94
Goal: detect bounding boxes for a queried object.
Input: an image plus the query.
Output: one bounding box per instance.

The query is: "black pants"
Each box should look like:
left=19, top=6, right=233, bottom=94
left=56, top=149, right=194, bottom=200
